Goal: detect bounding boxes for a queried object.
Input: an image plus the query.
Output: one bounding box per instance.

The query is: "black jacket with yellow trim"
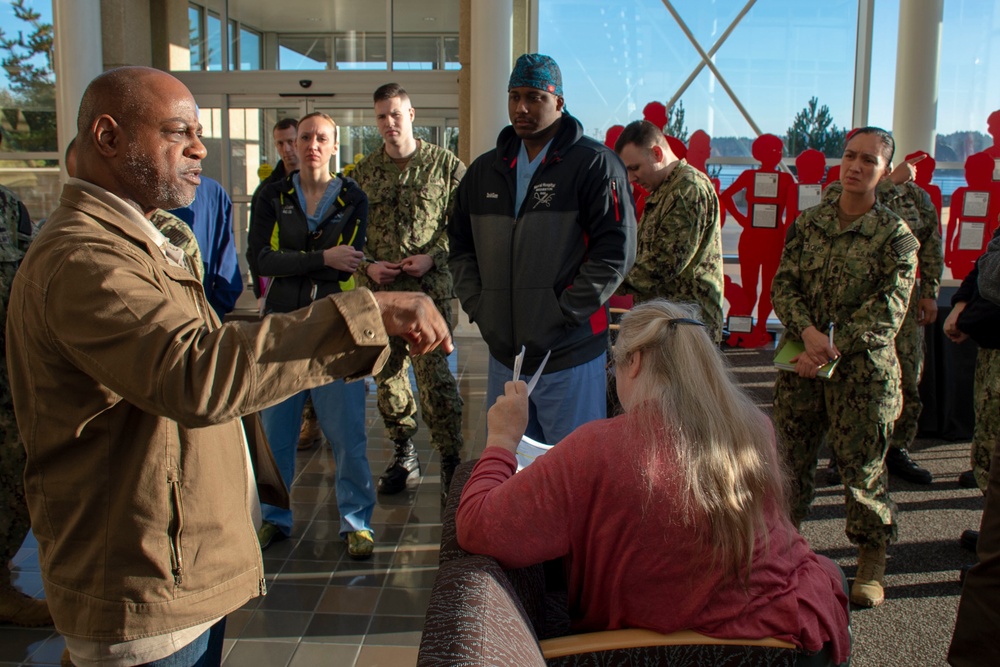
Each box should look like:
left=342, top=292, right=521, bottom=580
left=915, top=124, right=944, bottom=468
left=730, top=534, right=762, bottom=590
left=250, top=172, right=368, bottom=313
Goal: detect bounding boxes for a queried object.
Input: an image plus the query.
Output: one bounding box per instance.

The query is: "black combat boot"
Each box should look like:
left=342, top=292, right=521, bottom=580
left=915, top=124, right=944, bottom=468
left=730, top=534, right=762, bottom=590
left=440, top=454, right=462, bottom=506
left=377, top=438, right=420, bottom=494
left=885, top=447, right=932, bottom=485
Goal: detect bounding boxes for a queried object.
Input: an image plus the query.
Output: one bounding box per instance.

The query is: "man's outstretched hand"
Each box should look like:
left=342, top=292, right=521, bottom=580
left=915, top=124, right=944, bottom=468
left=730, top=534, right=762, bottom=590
left=373, top=291, right=454, bottom=356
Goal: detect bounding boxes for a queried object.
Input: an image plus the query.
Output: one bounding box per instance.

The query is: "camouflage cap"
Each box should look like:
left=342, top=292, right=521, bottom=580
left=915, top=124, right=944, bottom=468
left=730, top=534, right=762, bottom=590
left=508, top=53, right=563, bottom=96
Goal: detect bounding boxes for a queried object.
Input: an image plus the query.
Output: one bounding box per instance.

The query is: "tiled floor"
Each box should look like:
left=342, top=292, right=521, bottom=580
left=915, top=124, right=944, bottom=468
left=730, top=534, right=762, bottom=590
left=0, top=333, right=492, bottom=667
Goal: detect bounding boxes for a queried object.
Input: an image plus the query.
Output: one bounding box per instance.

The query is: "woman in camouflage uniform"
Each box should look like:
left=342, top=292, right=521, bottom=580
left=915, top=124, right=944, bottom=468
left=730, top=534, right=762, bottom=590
left=771, top=127, right=919, bottom=608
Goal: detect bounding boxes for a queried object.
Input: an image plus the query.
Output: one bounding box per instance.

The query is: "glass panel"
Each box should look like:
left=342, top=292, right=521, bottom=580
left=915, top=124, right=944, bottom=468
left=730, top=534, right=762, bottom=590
left=0, top=163, right=59, bottom=223
left=228, top=108, right=262, bottom=198
left=228, top=20, right=235, bottom=70
left=268, top=3, right=387, bottom=71
left=937, top=0, right=998, bottom=164
left=392, top=0, right=460, bottom=70
left=197, top=107, right=224, bottom=183
left=239, top=27, right=261, bottom=70
left=206, top=11, right=223, bottom=71
left=188, top=1, right=225, bottom=71
left=0, top=0, right=57, bottom=154
left=280, top=35, right=332, bottom=70
left=335, top=34, right=387, bottom=70
left=189, top=5, right=203, bottom=70
left=868, top=0, right=899, bottom=132
left=540, top=0, right=855, bottom=156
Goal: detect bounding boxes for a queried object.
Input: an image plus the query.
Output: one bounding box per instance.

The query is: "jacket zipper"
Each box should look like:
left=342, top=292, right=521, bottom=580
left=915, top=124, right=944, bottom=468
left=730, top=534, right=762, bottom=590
left=167, top=468, right=184, bottom=587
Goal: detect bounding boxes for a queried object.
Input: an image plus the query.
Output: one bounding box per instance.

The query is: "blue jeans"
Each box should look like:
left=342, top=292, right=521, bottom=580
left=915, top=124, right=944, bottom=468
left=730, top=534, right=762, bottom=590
left=140, top=618, right=226, bottom=667
left=260, top=380, right=375, bottom=537
left=486, top=353, right=606, bottom=445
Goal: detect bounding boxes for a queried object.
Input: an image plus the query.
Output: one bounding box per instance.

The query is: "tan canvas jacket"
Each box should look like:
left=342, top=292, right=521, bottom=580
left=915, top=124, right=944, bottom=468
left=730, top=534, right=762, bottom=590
left=7, top=183, right=389, bottom=640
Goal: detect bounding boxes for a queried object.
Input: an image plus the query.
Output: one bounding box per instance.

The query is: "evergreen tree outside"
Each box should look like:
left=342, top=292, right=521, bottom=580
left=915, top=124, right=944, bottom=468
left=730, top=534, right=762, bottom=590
left=0, top=0, right=56, bottom=155
left=785, top=96, right=846, bottom=158
left=665, top=101, right=687, bottom=143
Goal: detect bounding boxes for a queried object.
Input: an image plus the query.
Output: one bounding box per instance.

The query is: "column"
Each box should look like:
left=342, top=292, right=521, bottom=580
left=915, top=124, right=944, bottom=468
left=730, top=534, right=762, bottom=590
left=892, top=0, right=943, bottom=159
left=469, top=0, right=513, bottom=159
left=53, top=0, right=103, bottom=178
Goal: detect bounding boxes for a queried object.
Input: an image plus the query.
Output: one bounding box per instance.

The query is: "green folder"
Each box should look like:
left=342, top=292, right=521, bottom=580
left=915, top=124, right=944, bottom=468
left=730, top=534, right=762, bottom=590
left=773, top=340, right=840, bottom=379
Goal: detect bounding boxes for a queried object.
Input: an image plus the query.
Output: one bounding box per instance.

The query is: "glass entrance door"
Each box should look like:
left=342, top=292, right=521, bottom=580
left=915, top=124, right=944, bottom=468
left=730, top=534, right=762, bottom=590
left=189, top=93, right=458, bottom=310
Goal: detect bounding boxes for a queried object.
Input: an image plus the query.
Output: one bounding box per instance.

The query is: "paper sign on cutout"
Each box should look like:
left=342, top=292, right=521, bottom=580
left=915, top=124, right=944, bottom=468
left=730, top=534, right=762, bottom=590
left=958, top=222, right=985, bottom=251
left=754, top=172, right=778, bottom=198
left=798, top=184, right=822, bottom=211
left=964, top=192, right=990, bottom=218
left=752, top=203, right=778, bottom=229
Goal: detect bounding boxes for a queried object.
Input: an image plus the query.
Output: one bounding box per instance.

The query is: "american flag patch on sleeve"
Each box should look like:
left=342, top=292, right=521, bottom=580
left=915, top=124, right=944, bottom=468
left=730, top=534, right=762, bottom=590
left=891, top=234, right=919, bottom=258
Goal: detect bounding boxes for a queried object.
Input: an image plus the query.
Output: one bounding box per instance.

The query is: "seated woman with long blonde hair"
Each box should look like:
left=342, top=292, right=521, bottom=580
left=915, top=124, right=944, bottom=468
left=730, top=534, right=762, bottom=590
left=456, top=300, right=850, bottom=665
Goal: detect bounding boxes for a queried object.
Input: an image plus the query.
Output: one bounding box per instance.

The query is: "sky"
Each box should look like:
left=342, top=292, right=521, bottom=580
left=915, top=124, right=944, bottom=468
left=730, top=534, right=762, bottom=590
left=0, top=0, right=996, bottom=141
left=538, top=0, right=999, bottom=141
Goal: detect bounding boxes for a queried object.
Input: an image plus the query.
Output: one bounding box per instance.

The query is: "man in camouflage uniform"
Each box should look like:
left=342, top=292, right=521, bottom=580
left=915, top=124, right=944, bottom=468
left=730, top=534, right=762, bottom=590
left=353, top=83, right=465, bottom=500
left=772, top=128, right=918, bottom=608
left=613, top=120, right=723, bottom=342
left=0, top=177, right=51, bottom=626
left=824, top=160, right=943, bottom=485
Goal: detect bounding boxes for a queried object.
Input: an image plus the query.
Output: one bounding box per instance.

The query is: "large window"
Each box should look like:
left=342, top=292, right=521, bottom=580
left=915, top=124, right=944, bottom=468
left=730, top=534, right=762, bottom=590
left=190, top=1, right=263, bottom=71
left=183, top=1, right=460, bottom=72
left=0, top=0, right=58, bottom=220
left=539, top=0, right=857, bottom=157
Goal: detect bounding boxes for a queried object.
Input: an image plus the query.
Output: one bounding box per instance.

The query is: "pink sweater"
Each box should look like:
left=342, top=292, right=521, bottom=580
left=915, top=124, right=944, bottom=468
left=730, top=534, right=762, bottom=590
left=456, top=411, right=850, bottom=664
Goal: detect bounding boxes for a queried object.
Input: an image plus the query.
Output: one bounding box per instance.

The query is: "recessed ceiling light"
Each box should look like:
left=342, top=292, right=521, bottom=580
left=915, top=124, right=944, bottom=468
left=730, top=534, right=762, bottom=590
left=424, top=16, right=436, bottom=21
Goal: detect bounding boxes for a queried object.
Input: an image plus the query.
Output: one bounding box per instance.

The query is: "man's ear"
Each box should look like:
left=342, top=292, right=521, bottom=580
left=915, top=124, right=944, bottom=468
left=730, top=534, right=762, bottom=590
left=92, top=115, right=121, bottom=158
left=555, top=96, right=565, bottom=112
left=651, top=145, right=663, bottom=163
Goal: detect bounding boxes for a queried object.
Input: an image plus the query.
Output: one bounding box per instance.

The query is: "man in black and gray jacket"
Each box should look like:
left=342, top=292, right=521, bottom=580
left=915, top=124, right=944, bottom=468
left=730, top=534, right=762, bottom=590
left=449, top=53, right=636, bottom=446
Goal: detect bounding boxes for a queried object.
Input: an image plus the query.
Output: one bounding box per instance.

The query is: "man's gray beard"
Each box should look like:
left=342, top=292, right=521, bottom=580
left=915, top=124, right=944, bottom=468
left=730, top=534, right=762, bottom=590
left=123, top=148, right=194, bottom=210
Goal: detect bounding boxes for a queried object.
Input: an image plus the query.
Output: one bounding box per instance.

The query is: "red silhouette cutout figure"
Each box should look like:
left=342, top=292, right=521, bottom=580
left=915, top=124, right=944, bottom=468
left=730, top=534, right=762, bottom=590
left=665, top=135, right=687, bottom=160
left=946, top=151, right=1000, bottom=280
left=688, top=130, right=724, bottom=225
left=719, top=134, right=794, bottom=347
left=643, top=102, right=668, bottom=131
left=787, top=149, right=826, bottom=223
left=984, top=109, right=1000, bottom=181
left=907, top=150, right=943, bottom=233
left=605, top=125, right=647, bottom=219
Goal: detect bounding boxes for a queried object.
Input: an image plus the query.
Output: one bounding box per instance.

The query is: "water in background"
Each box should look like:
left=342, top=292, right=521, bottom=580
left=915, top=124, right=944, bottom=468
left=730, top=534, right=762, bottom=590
left=713, top=165, right=968, bottom=202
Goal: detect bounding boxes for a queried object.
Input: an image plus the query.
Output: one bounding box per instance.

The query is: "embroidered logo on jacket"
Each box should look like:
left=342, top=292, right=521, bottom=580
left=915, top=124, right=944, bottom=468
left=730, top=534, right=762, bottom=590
left=532, top=183, right=555, bottom=208
left=486, top=192, right=499, bottom=199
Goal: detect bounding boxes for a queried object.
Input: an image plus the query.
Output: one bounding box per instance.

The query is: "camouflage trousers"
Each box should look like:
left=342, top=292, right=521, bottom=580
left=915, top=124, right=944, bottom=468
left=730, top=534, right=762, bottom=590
left=774, top=373, right=898, bottom=548
left=0, top=430, right=28, bottom=574
left=971, top=348, right=1000, bottom=492
left=891, top=299, right=925, bottom=450
left=375, top=299, right=463, bottom=456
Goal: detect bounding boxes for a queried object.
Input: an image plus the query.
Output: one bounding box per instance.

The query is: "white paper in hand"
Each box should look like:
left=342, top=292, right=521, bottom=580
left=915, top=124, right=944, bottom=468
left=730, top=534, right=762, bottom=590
left=515, top=434, right=553, bottom=471
left=511, top=349, right=552, bottom=470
